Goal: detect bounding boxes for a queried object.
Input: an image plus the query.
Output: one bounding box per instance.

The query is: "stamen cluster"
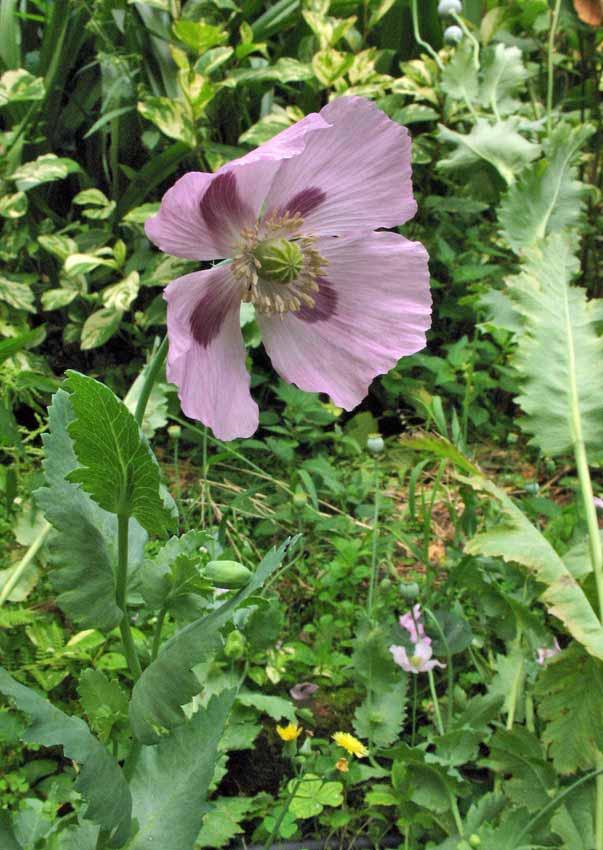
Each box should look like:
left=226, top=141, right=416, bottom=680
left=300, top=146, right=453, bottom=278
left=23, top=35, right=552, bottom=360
left=231, top=212, right=328, bottom=317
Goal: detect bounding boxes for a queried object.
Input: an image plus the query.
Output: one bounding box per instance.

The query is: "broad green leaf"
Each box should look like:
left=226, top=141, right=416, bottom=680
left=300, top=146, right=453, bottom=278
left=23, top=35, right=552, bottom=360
left=438, top=120, right=540, bottom=185
left=130, top=538, right=295, bottom=743
left=464, top=476, right=603, bottom=659
left=195, top=46, right=234, bottom=76
left=239, top=106, right=303, bottom=147
left=288, top=774, right=343, bottom=819
left=38, top=233, right=79, bottom=262
left=102, top=272, right=140, bottom=312
left=302, top=11, right=356, bottom=48
left=138, top=97, right=196, bottom=147
left=550, top=784, right=595, bottom=850
left=13, top=798, right=53, bottom=847
left=399, top=433, right=481, bottom=476
left=499, top=124, right=594, bottom=253
left=229, top=57, right=313, bottom=84
left=140, top=530, right=211, bottom=611
left=35, top=390, right=147, bottom=631
left=0, top=274, right=35, bottom=312
left=507, top=237, right=603, bottom=456
left=441, top=41, right=479, bottom=104
left=536, top=644, right=603, bottom=774
left=11, top=154, right=80, bottom=191
left=237, top=691, right=296, bottom=722
left=56, top=822, right=100, bottom=850
left=354, top=679, right=407, bottom=747
left=64, top=253, right=115, bottom=277
left=80, top=307, right=123, bottom=350
left=312, top=49, right=354, bottom=86
left=0, top=667, right=131, bottom=845
left=392, top=744, right=462, bottom=814
left=128, top=691, right=234, bottom=850
left=172, top=19, right=227, bottom=52
left=78, top=669, right=128, bottom=742
left=73, top=188, right=110, bottom=206
left=0, top=811, right=20, bottom=850
left=0, top=191, right=27, bottom=218
left=482, top=727, right=556, bottom=811
left=479, top=44, right=528, bottom=116
left=197, top=797, right=255, bottom=848
left=41, top=288, right=78, bottom=310
left=62, top=371, right=173, bottom=535
left=0, top=68, right=44, bottom=105
left=124, top=348, right=168, bottom=439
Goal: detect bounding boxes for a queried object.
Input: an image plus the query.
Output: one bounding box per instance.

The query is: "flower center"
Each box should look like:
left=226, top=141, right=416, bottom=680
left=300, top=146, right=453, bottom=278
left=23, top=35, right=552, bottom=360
left=231, top=213, right=327, bottom=317
left=253, top=238, right=304, bottom=284
left=410, top=654, right=423, bottom=667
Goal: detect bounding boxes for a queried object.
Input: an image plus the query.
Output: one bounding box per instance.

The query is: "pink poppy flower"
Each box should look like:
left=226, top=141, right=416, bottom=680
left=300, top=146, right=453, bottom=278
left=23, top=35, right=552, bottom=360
left=145, top=96, right=431, bottom=440
left=399, top=603, right=425, bottom=643
left=389, top=638, right=446, bottom=674
left=536, top=638, right=561, bottom=666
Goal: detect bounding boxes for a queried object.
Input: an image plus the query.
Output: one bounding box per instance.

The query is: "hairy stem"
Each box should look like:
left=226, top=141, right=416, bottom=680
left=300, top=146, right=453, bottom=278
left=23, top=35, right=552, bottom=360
left=367, top=459, right=380, bottom=620
left=546, top=0, right=563, bottom=135
left=427, top=669, right=445, bottom=736
left=134, top=336, right=169, bottom=427
left=116, top=513, right=142, bottom=681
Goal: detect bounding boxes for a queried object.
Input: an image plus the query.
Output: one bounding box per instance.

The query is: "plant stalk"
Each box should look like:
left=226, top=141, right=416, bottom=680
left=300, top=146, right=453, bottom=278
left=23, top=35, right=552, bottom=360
left=367, top=459, right=380, bottom=620
left=116, top=513, right=142, bottom=681
left=547, top=0, right=563, bottom=135
left=134, top=336, right=169, bottom=427
left=427, top=669, right=445, bottom=736
left=410, top=0, right=443, bottom=70
left=0, top=521, right=51, bottom=607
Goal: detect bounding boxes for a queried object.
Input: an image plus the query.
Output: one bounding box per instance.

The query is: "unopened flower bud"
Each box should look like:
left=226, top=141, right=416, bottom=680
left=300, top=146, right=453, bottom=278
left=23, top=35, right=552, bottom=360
left=292, top=489, right=308, bottom=508
left=367, top=433, right=384, bottom=455
left=444, top=24, right=463, bottom=43
left=224, top=630, right=246, bottom=659
left=438, top=0, right=462, bottom=14
left=167, top=424, right=181, bottom=440
left=469, top=836, right=481, bottom=848
left=205, top=560, right=252, bottom=589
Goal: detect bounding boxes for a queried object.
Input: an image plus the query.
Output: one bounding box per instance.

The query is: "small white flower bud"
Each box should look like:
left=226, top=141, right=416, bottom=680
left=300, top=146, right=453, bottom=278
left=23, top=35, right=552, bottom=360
left=366, top=433, right=384, bottom=455
left=438, top=0, right=462, bottom=14
left=438, top=0, right=463, bottom=16
left=167, top=424, right=181, bottom=440
left=444, top=24, right=463, bottom=43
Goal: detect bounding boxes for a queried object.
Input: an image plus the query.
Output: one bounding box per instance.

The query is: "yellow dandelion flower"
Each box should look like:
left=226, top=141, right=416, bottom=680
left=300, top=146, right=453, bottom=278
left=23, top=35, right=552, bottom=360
left=276, top=722, right=302, bottom=742
left=332, top=731, right=368, bottom=758
left=335, top=757, right=349, bottom=773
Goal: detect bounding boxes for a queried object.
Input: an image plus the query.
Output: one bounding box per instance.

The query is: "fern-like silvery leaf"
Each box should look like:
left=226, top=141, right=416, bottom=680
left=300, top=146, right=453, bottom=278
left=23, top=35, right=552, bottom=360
left=464, top=477, right=603, bottom=660
left=507, top=237, right=603, bottom=456
left=479, top=44, right=528, bottom=116
left=499, top=124, right=594, bottom=253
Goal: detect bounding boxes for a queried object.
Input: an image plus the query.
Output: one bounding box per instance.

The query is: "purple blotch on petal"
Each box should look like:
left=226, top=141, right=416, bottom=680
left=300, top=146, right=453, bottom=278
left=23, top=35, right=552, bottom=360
left=281, top=187, right=326, bottom=219
left=297, top=278, right=338, bottom=324
left=200, top=171, right=249, bottom=236
left=190, top=285, right=235, bottom=348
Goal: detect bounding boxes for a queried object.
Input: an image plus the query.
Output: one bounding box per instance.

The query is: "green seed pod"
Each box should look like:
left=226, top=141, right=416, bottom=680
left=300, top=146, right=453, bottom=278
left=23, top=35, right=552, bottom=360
left=205, top=560, right=252, bottom=589
left=254, top=238, right=304, bottom=284
left=399, top=581, right=420, bottom=600
left=224, top=630, right=246, bottom=660
left=367, top=433, right=385, bottom=454
left=469, top=835, right=481, bottom=848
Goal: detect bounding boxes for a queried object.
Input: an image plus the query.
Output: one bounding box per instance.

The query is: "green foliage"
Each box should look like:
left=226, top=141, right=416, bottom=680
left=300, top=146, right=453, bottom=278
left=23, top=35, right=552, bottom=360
left=63, top=371, right=173, bottom=533
left=438, top=120, right=540, bottom=185
left=129, top=539, right=295, bottom=743
left=507, top=238, right=603, bottom=457
left=0, top=667, right=131, bottom=846
left=35, top=389, right=146, bottom=631
left=499, top=125, right=594, bottom=253
left=465, top=476, right=603, bottom=659
left=536, top=645, right=603, bottom=774
left=127, top=691, right=234, bottom=850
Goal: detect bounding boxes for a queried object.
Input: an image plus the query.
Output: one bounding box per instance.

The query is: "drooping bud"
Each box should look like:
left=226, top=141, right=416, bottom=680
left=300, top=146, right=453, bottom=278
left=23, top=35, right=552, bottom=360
left=254, top=238, right=304, bottom=284
left=444, top=24, right=463, bottom=43
left=438, top=0, right=462, bottom=15
left=366, top=433, right=385, bottom=455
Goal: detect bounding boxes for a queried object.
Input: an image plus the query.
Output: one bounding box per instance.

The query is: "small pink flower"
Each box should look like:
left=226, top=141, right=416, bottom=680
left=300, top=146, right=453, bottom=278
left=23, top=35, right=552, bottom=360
left=389, top=638, right=446, bottom=674
left=536, top=639, right=561, bottom=665
left=594, top=497, right=603, bottom=510
left=399, top=604, right=425, bottom=643
left=145, top=96, right=431, bottom=440
left=290, top=682, right=319, bottom=701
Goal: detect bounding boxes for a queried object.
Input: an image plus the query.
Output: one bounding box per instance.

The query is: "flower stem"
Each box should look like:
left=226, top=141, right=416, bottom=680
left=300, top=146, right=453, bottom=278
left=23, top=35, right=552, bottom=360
left=410, top=0, right=443, bottom=70
left=151, top=606, right=167, bottom=660
left=134, top=336, right=169, bottom=427
left=547, top=0, right=563, bottom=135
left=427, top=669, right=445, bottom=736
left=0, top=521, right=51, bottom=607
left=116, top=513, right=142, bottom=681
left=367, top=459, right=380, bottom=620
